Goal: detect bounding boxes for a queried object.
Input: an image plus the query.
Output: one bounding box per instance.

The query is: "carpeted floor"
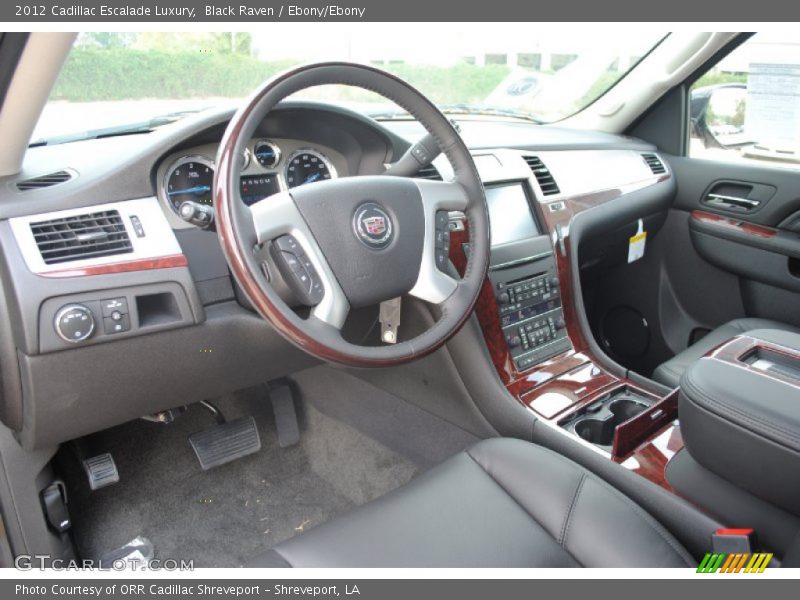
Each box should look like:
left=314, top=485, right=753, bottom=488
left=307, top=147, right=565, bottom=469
left=58, top=367, right=479, bottom=567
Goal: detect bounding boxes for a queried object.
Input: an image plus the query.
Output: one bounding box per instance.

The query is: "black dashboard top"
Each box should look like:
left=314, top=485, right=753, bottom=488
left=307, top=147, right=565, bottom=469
left=0, top=100, right=654, bottom=222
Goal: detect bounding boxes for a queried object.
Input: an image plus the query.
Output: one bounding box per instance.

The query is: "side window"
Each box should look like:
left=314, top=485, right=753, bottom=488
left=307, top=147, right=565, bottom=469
left=689, top=33, right=800, bottom=170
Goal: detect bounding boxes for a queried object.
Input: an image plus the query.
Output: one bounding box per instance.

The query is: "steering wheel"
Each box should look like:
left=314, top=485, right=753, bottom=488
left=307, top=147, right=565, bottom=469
left=214, top=62, right=490, bottom=367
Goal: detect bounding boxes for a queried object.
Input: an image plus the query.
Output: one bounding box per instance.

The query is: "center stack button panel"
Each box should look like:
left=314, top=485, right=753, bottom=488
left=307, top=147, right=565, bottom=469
left=489, top=252, right=571, bottom=371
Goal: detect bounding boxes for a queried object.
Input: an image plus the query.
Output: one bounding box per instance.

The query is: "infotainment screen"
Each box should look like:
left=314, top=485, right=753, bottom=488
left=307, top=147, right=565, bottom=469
left=485, top=183, right=540, bottom=246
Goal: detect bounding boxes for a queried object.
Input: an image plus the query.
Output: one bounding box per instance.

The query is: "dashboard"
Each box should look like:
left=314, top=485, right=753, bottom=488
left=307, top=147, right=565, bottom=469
left=0, top=100, right=672, bottom=451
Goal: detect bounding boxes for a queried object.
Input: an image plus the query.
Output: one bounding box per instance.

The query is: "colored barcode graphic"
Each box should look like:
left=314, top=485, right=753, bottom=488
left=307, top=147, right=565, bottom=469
left=697, top=553, right=773, bottom=573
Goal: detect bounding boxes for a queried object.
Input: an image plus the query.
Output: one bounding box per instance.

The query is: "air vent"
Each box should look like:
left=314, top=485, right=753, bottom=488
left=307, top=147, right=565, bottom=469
left=414, top=164, right=443, bottom=181
left=642, top=153, right=666, bottom=175
left=523, top=156, right=560, bottom=196
left=30, top=210, right=133, bottom=265
left=16, top=170, right=73, bottom=192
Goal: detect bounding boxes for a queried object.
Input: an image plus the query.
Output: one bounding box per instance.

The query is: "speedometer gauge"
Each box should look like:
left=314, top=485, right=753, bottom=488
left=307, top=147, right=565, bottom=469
left=164, top=156, right=215, bottom=213
left=285, top=149, right=337, bottom=188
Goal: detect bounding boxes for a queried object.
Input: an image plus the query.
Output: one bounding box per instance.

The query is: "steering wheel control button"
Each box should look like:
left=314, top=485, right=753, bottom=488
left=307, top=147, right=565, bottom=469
left=100, top=297, right=128, bottom=318
left=434, top=210, right=452, bottom=272
left=411, top=142, right=434, bottom=165
left=275, top=234, right=302, bottom=254
left=104, top=313, right=131, bottom=335
left=280, top=251, right=302, bottom=273
left=435, top=248, right=448, bottom=271
left=54, top=304, right=96, bottom=343
left=353, top=203, right=393, bottom=250
left=270, top=235, right=325, bottom=306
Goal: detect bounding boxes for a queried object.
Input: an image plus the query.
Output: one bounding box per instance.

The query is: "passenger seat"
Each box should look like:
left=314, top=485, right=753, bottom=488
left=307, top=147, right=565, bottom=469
left=653, top=318, right=800, bottom=388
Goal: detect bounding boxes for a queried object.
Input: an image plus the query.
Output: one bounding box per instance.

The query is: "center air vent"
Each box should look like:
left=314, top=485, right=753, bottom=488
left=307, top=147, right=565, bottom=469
left=523, top=156, right=560, bottom=196
left=642, top=153, right=666, bottom=175
left=16, top=170, right=74, bottom=191
left=30, top=210, right=133, bottom=265
left=414, top=164, right=443, bottom=180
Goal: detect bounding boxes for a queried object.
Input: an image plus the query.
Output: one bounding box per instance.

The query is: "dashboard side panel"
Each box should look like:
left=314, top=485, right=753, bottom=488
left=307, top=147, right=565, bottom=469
left=17, top=302, right=319, bottom=449
left=0, top=223, right=203, bottom=356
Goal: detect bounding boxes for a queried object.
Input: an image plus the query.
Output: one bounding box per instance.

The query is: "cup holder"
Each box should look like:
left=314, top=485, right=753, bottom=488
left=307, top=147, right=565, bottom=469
left=575, top=418, right=615, bottom=446
left=610, top=398, right=648, bottom=422
left=572, top=396, right=649, bottom=447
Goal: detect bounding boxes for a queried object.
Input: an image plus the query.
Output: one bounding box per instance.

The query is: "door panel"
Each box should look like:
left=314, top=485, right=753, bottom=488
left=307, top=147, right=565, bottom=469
left=668, top=154, right=800, bottom=327
left=580, top=151, right=800, bottom=379
left=669, top=155, right=800, bottom=224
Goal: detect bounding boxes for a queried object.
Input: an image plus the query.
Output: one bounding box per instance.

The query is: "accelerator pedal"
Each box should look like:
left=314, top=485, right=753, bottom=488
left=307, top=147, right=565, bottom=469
left=189, top=416, right=261, bottom=471
left=83, top=453, right=120, bottom=490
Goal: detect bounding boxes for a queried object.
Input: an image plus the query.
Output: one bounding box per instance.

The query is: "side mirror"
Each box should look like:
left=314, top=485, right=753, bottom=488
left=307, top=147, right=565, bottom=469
left=690, top=84, right=747, bottom=149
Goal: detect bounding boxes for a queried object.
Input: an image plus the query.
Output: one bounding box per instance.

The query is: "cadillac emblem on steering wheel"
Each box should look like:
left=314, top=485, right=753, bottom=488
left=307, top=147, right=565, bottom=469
left=353, top=202, right=393, bottom=249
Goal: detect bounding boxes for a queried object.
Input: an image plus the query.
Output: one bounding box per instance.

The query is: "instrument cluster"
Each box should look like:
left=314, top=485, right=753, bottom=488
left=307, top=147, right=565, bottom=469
left=158, top=139, right=340, bottom=218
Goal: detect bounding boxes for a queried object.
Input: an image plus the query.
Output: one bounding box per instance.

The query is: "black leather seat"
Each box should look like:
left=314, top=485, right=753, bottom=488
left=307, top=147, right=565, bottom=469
left=250, top=438, right=695, bottom=567
left=653, top=318, right=800, bottom=388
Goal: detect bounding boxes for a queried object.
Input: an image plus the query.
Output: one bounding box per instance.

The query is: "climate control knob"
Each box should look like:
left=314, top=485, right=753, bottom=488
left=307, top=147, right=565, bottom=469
left=54, top=304, right=95, bottom=344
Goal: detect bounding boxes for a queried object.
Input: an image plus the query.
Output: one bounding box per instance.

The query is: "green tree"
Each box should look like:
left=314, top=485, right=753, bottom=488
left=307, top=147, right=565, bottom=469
left=133, top=33, right=252, bottom=56
left=210, top=33, right=252, bottom=55
left=76, top=32, right=136, bottom=49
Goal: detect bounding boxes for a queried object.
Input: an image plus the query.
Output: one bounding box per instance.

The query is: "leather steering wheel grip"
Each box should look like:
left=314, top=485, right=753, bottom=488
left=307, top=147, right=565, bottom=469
left=214, top=62, right=490, bottom=367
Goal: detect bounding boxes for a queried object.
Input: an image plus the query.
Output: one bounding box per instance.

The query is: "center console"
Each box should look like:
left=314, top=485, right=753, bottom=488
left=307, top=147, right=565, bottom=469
left=663, top=329, right=800, bottom=556
left=674, top=329, right=800, bottom=516
left=447, top=149, right=679, bottom=490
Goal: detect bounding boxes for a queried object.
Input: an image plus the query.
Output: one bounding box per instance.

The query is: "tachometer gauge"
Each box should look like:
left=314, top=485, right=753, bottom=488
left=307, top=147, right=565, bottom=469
left=285, top=149, right=337, bottom=188
left=164, top=156, right=215, bottom=213
left=254, top=140, right=281, bottom=169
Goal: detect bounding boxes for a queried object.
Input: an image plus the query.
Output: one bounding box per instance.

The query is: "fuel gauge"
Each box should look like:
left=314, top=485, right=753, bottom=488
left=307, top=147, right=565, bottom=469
left=254, top=140, right=281, bottom=169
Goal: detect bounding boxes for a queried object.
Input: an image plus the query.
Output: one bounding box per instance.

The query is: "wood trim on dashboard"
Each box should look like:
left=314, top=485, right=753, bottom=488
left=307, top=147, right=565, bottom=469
left=37, top=254, right=189, bottom=278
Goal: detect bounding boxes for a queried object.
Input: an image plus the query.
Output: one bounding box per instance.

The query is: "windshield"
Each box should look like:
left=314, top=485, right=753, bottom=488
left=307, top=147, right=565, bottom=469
left=34, top=27, right=667, bottom=145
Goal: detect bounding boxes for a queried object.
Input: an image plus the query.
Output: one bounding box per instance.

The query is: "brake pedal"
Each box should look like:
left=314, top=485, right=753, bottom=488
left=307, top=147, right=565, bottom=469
left=83, top=453, right=120, bottom=490
left=189, top=416, right=261, bottom=470
left=268, top=382, right=300, bottom=448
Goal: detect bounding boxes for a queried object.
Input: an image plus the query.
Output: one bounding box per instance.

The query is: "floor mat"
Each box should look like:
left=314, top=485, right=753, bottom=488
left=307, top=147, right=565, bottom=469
left=293, top=366, right=480, bottom=469
left=59, top=385, right=419, bottom=567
